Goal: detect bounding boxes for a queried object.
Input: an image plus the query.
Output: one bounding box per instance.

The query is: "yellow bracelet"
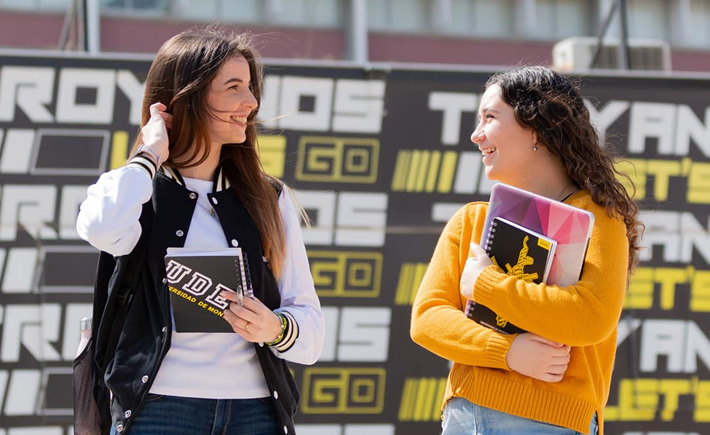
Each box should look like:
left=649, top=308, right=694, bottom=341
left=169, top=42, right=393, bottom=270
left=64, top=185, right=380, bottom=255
left=265, top=312, right=287, bottom=346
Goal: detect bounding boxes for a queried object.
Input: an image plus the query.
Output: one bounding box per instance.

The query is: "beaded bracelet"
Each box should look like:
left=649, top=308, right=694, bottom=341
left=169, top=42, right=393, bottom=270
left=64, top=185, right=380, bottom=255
left=265, top=312, right=287, bottom=346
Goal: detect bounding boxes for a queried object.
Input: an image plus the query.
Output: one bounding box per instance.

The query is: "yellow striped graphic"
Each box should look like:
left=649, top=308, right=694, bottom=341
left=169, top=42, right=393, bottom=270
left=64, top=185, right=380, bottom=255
left=425, top=151, right=441, bottom=192
left=406, top=150, right=422, bottom=191
left=395, top=264, right=414, bottom=305
left=391, top=150, right=460, bottom=193
left=398, top=378, right=447, bottom=422
left=414, top=150, right=430, bottom=192
left=391, top=150, right=411, bottom=190
left=438, top=151, right=458, bottom=193
left=395, top=263, right=429, bottom=305
left=110, top=131, right=129, bottom=169
left=398, top=378, right=418, bottom=421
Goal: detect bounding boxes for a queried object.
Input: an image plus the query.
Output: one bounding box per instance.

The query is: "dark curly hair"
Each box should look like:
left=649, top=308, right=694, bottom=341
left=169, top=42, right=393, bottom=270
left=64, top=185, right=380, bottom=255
left=486, top=66, right=643, bottom=272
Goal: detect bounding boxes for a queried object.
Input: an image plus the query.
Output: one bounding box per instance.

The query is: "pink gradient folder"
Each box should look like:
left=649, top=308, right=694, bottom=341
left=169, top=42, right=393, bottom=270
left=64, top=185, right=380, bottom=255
left=482, top=183, right=595, bottom=286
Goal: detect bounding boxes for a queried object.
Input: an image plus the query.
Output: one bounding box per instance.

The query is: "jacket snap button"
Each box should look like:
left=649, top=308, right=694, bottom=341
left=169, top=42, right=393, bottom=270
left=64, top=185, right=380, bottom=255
left=162, top=326, right=167, bottom=333
left=116, top=423, right=124, bottom=432
left=231, top=239, right=238, bottom=247
left=176, top=230, right=184, bottom=237
left=124, top=410, right=132, bottom=418
left=189, top=192, right=197, bottom=199
left=141, top=375, right=149, bottom=383
left=273, top=390, right=278, bottom=399
left=283, top=426, right=288, bottom=434
left=211, top=197, right=218, bottom=205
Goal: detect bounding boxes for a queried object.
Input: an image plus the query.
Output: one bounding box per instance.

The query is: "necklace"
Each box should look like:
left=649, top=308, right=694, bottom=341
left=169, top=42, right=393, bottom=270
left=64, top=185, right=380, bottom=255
left=557, top=183, right=578, bottom=203
left=195, top=198, right=216, bottom=217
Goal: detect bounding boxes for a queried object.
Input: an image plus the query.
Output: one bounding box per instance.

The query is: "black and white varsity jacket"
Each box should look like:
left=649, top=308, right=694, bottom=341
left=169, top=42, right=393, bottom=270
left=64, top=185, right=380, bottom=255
left=91, top=168, right=301, bottom=435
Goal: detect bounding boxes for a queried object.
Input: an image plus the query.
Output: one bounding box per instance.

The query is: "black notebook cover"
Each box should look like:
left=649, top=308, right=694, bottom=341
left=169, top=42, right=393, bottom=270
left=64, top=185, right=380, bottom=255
left=465, top=217, right=557, bottom=334
left=164, top=247, right=253, bottom=333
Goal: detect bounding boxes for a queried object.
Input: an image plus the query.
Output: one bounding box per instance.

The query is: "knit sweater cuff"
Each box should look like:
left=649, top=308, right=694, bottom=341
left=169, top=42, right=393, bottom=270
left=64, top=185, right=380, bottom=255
left=473, top=265, right=504, bottom=308
left=484, top=332, right=514, bottom=370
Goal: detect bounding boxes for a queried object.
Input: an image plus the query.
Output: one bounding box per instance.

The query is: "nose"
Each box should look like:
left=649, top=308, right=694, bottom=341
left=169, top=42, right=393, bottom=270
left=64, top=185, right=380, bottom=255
left=471, top=123, right=484, bottom=145
left=244, top=89, right=258, bottom=111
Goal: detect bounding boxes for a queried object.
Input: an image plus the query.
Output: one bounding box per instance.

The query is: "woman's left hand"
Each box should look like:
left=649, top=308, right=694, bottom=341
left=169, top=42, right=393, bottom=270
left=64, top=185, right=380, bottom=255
left=221, top=291, right=283, bottom=343
left=460, top=243, right=493, bottom=301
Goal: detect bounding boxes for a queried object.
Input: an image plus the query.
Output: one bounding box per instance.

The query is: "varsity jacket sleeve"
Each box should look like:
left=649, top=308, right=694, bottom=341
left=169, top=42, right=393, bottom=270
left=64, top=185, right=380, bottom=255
left=269, top=187, right=325, bottom=365
left=76, top=160, right=154, bottom=257
left=473, top=194, right=629, bottom=347
left=411, top=204, right=516, bottom=370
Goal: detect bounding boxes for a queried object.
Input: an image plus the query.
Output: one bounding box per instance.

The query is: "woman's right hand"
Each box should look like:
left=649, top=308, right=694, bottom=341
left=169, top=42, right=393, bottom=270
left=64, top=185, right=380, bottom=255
left=141, top=102, right=172, bottom=163
left=506, top=333, right=571, bottom=383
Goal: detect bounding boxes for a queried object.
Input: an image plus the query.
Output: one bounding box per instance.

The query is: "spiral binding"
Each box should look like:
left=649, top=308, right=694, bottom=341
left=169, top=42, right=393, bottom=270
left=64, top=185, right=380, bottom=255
left=230, top=255, right=243, bottom=305
left=483, top=220, right=498, bottom=254
left=242, top=252, right=254, bottom=299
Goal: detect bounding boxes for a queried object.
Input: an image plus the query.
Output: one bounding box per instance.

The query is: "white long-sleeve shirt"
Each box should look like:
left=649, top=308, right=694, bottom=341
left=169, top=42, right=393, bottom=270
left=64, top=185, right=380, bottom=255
left=77, top=164, right=324, bottom=399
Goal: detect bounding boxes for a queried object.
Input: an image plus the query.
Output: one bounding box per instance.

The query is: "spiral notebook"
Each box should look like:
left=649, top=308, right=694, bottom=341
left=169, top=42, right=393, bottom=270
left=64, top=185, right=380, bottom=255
left=164, top=247, right=253, bottom=333
left=466, top=217, right=557, bottom=334
left=465, top=183, right=594, bottom=334
left=486, top=217, right=557, bottom=284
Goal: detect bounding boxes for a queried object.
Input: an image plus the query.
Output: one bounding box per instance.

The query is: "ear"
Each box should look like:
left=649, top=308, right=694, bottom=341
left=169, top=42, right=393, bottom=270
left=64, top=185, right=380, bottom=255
left=531, top=130, right=538, bottom=145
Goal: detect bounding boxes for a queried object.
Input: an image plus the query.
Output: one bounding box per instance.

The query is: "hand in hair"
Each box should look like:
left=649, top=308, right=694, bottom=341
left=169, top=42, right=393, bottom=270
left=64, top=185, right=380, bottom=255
left=141, top=102, right=171, bottom=164
left=506, top=333, right=570, bottom=383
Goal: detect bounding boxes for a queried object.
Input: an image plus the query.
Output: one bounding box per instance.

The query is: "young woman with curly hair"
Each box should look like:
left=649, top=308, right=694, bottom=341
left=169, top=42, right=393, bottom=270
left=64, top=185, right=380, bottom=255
left=411, top=66, right=642, bottom=435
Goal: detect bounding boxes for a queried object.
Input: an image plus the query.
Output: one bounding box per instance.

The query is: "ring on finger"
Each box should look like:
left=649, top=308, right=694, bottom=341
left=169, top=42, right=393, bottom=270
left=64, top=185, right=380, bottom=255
left=244, top=321, right=251, bottom=331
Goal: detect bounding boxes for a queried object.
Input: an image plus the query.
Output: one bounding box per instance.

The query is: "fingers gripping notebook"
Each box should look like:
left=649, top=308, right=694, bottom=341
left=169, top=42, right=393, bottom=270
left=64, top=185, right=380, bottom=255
left=164, top=247, right=253, bottom=333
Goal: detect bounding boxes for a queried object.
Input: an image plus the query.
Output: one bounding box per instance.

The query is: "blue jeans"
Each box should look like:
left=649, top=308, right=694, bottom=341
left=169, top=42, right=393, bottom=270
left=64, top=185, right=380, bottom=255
left=442, top=397, right=598, bottom=435
left=110, top=394, right=278, bottom=435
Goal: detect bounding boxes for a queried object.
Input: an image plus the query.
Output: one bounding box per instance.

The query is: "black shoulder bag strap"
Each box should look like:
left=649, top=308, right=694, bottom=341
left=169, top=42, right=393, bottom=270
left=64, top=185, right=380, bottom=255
left=93, top=200, right=154, bottom=370
left=83, top=199, right=154, bottom=434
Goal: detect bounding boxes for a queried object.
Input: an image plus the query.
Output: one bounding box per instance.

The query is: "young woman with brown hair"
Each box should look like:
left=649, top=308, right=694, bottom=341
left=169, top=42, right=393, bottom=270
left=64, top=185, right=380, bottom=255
left=411, top=66, right=642, bottom=435
left=77, top=28, right=324, bottom=435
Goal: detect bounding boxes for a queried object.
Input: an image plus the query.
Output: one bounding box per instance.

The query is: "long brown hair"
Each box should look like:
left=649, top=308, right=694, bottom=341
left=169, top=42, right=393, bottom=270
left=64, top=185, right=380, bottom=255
left=486, top=66, right=643, bottom=272
left=131, top=27, right=287, bottom=278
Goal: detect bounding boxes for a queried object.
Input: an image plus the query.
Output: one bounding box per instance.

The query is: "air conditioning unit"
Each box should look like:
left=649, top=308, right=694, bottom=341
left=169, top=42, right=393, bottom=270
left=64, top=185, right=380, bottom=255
left=552, top=36, right=671, bottom=72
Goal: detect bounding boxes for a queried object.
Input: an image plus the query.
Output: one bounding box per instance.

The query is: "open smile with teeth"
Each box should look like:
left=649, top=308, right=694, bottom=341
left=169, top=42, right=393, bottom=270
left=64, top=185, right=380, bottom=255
left=481, top=147, right=496, bottom=155
left=230, top=115, right=248, bottom=124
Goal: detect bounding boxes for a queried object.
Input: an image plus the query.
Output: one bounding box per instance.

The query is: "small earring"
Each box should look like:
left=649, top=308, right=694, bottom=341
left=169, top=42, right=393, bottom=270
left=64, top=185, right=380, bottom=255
left=533, top=145, right=538, bottom=151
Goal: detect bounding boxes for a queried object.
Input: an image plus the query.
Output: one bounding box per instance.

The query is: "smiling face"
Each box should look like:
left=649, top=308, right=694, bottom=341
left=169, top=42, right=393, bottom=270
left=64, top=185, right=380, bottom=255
left=470, top=84, right=537, bottom=185
left=205, top=55, right=258, bottom=146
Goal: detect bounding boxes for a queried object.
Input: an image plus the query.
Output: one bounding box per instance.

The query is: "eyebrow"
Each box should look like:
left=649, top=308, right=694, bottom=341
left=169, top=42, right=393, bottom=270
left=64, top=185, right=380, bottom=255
left=480, top=107, right=500, bottom=115
left=223, top=77, right=250, bottom=86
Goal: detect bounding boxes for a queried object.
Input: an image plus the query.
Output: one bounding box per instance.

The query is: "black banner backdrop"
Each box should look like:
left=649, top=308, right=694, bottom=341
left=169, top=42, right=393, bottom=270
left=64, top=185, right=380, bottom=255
left=0, top=52, right=708, bottom=435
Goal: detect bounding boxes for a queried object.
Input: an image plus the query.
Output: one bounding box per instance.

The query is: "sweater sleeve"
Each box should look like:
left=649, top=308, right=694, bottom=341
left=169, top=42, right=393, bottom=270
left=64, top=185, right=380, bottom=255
left=410, top=204, right=516, bottom=370
left=473, top=197, right=629, bottom=347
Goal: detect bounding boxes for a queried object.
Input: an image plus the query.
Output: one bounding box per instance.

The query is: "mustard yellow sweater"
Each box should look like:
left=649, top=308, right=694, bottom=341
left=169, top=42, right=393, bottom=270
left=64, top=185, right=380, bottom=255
left=411, top=191, right=629, bottom=435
